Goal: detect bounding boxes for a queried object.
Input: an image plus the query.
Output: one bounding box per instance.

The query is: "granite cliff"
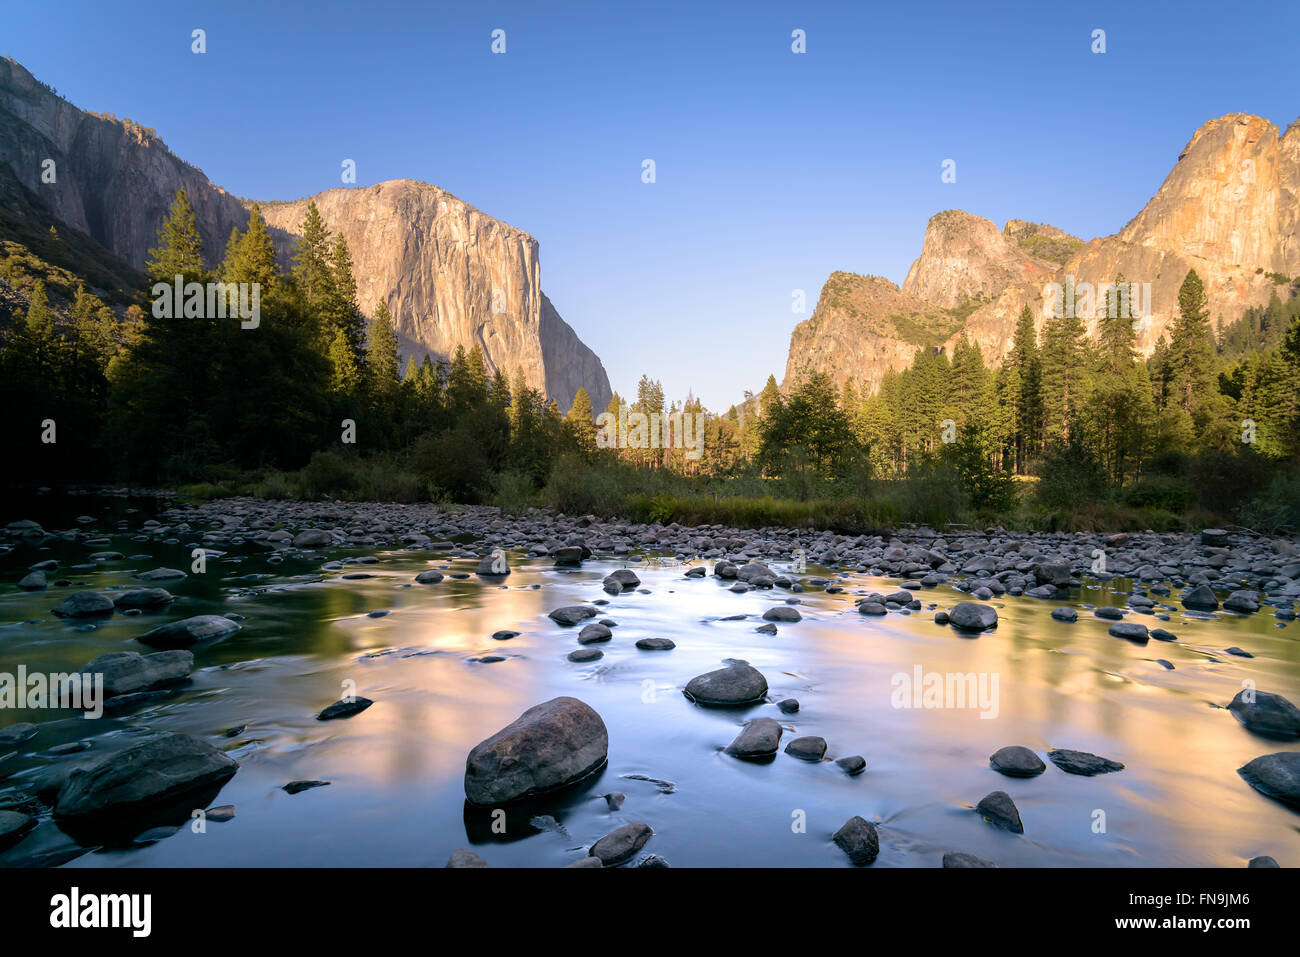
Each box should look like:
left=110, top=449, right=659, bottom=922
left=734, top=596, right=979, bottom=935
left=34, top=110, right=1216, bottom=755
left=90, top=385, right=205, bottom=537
left=784, top=113, right=1300, bottom=395
left=0, top=57, right=610, bottom=412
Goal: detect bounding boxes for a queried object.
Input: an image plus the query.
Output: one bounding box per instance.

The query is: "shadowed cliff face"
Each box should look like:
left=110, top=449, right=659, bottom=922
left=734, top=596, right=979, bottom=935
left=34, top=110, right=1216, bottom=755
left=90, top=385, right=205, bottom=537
left=0, top=57, right=249, bottom=270
left=0, top=57, right=611, bottom=413
left=257, top=182, right=611, bottom=413
left=786, top=112, right=1300, bottom=396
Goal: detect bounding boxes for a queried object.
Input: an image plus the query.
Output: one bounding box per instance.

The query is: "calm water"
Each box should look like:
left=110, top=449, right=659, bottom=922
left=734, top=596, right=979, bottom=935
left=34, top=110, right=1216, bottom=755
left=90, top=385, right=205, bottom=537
left=1, top=494, right=1298, bottom=867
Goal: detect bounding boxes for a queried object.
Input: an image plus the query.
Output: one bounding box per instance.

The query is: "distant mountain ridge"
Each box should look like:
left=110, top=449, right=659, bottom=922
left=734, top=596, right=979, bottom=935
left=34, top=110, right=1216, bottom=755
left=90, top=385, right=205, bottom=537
left=0, top=56, right=611, bottom=412
left=784, top=112, right=1300, bottom=396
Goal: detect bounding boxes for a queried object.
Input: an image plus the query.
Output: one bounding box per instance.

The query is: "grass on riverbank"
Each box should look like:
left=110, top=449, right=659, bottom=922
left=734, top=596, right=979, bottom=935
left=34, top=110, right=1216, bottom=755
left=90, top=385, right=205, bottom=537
left=161, top=448, right=1300, bottom=536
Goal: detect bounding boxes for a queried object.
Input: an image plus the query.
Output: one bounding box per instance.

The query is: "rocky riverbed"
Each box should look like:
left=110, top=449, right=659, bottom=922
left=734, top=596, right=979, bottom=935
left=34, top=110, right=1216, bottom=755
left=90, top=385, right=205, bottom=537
left=0, top=492, right=1297, bottom=867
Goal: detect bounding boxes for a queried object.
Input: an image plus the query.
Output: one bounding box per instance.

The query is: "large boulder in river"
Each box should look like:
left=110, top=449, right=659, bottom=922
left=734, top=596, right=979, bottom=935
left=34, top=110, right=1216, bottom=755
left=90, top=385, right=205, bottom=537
left=1237, top=752, right=1300, bottom=810
left=52, top=591, right=114, bottom=618
left=948, top=602, right=998, bottom=633
left=83, top=651, right=193, bottom=698
left=603, top=569, right=640, bottom=592
left=53, top=732, right=238, bottom=820
left=683, top=663, right=768, bottom=705
left=1182, top=584, right=1219, bottom=610
left=112, top=588, right=174, bottom=610
left=549, top=605, right=597, bottom=626
left=1228, top=690, right=1300, bottom=738
left=589, top=822, right=653, bottom=866
left=137, top=615, right=241, bottom=649
left=464, top=697, right=608, bottom=805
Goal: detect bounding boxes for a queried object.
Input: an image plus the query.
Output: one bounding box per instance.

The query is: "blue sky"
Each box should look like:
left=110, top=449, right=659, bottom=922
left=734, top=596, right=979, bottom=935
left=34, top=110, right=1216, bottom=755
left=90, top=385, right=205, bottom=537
left=5, top=0, right=1298, bottom=408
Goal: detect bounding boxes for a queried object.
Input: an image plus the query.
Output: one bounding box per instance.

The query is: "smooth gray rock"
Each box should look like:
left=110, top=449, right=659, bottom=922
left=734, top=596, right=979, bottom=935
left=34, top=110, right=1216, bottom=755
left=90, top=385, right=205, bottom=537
left=112, top=588, right=174, bottom=610
left=567, top=647, right=603, bottom=662
left=725, top=717, right=783, bottom=758
left=17, top=571, right=46, bottom=591
left=836, top=755, right=866, bottom=775
left=603, top=569, right=640, bottom=591
left=52, top=591, right=114, bottom=618
left=1109, top=622, right=1149, bottom=643
left=476, top=553, right=510, bottom=577
left=1228, top=690, right=1300, bottom=738
left=990, top=745, right=1045, bottom=777
left=577, top=623, right=612, bottom=644
left=317, top=697, right=373, bottom=720
left=54, top=732, right=238, bottom=819
left=137, top=615, right=240, bottom=649
left=1050, top=607, right=1077, bottom=622
left=1238, top=752, right=1300, bottom=810
left=976, top=790, right=1024, bottom=833
left=549, top=605, right=597, bottom=626
left=683, top=663, right=768, bottom=705
left=949, top=602, right=998, bottom=632
left=1183, top=584, right=1220, bottom=610
left=83, top=650, right=193, bottom=698
left=635, top=637, right=675, bottom=650
left=414, top=569, right=444, bottom=584
left=135, top=567, right=187, bottom=581
left=762, top=606, right=802, bottom=623
left=464, top=697, right=608, bottom=805
left=832, top=815, right=879, bottom=865
left=292, top=529, right=332, bottom=548
left=589, top=822, right=652, bottom=866
left=1247, top=856, right=1279, bottom=868
left=785, top=736, right=828, bottom=761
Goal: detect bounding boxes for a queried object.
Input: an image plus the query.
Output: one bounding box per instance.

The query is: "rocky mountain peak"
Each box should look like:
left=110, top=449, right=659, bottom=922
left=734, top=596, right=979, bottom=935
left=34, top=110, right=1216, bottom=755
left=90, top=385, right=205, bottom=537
left=901, top=209, right=1057, bottom=309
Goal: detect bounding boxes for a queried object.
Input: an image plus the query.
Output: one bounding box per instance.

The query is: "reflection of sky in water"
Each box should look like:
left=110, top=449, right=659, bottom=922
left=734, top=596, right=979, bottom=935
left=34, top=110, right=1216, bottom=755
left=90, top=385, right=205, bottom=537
left=0, top=501, right=1297, bottom=867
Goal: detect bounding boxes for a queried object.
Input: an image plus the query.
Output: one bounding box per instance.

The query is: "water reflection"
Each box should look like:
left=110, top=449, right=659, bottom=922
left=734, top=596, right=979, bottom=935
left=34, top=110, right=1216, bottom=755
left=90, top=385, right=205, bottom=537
left=0, top=496, right=1296, bottom=867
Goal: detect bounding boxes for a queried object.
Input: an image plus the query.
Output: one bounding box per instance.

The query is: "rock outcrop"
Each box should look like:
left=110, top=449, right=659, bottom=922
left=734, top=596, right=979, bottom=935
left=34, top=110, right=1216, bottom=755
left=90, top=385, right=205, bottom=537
left=0, top=57, right=611, bottom=412
left=258, top=182, right=611, bottom=411
left=784, top=112, right=1300, bottom=395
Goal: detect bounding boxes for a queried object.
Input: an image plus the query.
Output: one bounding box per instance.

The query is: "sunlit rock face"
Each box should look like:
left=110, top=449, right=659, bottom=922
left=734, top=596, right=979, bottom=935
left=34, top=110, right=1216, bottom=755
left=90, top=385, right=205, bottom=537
left=902, top=209, right=1057, bottom=309
left=783, top=112, right=1300, bottom=395
left=0, top=56, right=612, bottom=413
left=259, top=181, right=611, bottom=412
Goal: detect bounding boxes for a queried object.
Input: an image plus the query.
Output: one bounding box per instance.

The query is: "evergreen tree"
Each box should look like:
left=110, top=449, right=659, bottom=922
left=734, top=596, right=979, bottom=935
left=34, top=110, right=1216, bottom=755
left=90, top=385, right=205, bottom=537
left=145, top=188, right=206, bottom=284
left=366, top=299, right=401, bottom=408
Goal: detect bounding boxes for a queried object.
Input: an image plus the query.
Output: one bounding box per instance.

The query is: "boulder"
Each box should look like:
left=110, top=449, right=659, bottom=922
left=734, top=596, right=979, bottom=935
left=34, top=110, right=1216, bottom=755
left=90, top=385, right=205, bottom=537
left=589, top=822, right=652, bottom=866
left=137, top=615, right=240, bottom=649
left=832, top=816, right=880, bottom=865
left=989, top=745, right=1045, bottom=777
left=725, top=718, right=783, bottom=758
left=1227, top=690, right=1300, bottom=738
left=54, top=732, right=238, bottom=820
left=1237, top=752, right=1300, bottom=810
left=52, top=591, right=114, bottom=618
left=949, top=602, right=998, bottom=632
left=83, top=651, right=193, bottom=698
left=464, top=697, right=608, bottom=805
left=683, top=663, right=768, bottom=706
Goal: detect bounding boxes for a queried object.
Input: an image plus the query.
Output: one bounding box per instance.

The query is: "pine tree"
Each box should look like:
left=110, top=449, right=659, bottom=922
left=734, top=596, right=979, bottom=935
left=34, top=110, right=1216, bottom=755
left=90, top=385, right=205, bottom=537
left=565, top=386, right=598, bottom=453
left=1168, top=269, right=1217, bottom=418
left=145, top=188, right=206, bottom=284
left=366, top=299, right=400, bottom=408
left=328, top=327, right=361, bottom=395
left=292, top=201, right=333, bottom=307
left=326, top=233, right=366, bottom=366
